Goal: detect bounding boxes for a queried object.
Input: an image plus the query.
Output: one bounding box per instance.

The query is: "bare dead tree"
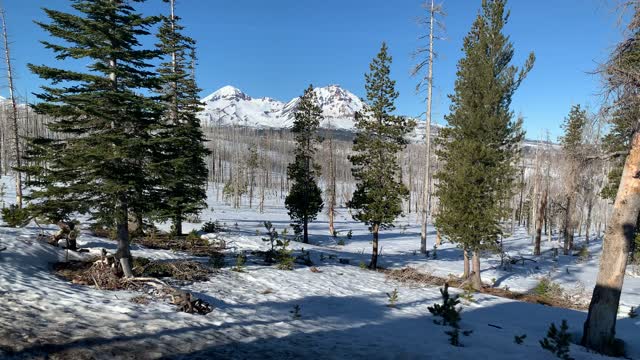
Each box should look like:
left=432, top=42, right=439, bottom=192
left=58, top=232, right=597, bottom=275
left=0, top=8, right=22, bottom=208
left=412, top=0, right=445, bottom=254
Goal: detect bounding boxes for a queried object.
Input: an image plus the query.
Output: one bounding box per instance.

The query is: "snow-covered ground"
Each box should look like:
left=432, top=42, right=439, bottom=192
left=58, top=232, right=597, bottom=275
left=0, top=178, right=638, bottom=359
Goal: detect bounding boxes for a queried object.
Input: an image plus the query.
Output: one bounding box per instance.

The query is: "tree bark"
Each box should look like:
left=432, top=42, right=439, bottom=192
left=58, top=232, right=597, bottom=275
left=534, top=189, right=547, bottom=256
left=116, top=200, right=133, bottom=278
left=582, top=132, right=640, bottom=355
left=585, top=197, right=593, bottom=244
left=471, top=250, right=482, bottom=290
left=303, top=215, right=309, bottom=244
left=463, top=248, right=470, bottom=279
left=370, top=223, right=380, bottom=269
left=563, top=195, right=574, bottom=255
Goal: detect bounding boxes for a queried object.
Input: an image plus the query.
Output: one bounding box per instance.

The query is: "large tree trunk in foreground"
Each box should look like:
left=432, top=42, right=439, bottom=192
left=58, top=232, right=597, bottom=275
left=582, top=132, right=640, bottom=355
left=471, top=250, right=482, bottom=290
left=370, top=223, right=380, bottom=269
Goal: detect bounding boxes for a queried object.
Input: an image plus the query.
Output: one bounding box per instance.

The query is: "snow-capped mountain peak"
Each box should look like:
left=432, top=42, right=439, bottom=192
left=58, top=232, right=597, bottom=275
left=202, top=85, right=250, bottom=102
left=199, top=84, right=365, bottom=131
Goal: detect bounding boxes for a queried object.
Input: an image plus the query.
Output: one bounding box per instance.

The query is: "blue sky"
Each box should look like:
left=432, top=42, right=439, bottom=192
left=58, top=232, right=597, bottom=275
left=1, top=0, right=624, bottom=139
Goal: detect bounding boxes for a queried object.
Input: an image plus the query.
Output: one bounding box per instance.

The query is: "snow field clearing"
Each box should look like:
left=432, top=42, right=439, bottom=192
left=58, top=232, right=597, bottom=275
left=0, top=181, right=638, bottom=359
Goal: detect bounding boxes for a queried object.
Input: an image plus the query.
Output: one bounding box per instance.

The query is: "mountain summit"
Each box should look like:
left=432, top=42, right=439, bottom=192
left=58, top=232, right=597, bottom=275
left=199, top=85, right=365, bottom=131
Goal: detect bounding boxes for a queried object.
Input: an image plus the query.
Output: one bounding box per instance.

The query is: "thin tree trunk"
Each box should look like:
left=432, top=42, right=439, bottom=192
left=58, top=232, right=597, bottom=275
left=564, top=195, right=573, bottom=255
left=370, top=223, right=380, bottom=269
left=582, top=132, right=640, bottom=355
left=303, top=215, right=308, bottom=244
left=328, top=135, right=336, bottom=235
left=585, top=197, right=593, bottom=244
left=463, top=248, right=470, bottom=279
left=420, top=0, right=436, bottom=254
left=0, top=10, right=22, bottom=208
left=534, top=189, right=547, bottom=256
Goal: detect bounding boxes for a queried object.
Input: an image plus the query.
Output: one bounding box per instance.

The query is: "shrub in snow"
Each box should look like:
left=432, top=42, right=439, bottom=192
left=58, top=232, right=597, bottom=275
left=187, top=230, right=207, bottom=247
left=629, top=307, right=638, bottom=319
left=200, top=220, right=223, bottom=234
left=539, top=320, right=573, bottom=360
left=209, top=252, right=225, bottom=269
left=533, top=277, right=563, bottom=299
left=290, top=304, right=301, bottom=319
left=1, top=204, right=31, bottom=228
left=233, top=253, right=247, bottom=272
left=514, top=334, right=527, bottom=344
left=576, top=246, right=589, bottom=262
left=261, top=221, right=278, bottom=263
left=295, top=249, right=313, bottom=266
left=428, top=283, right=461, bottom=328
left=460, top=284, right=476, bottom=303
left=347, top=230, right=353, bottom=239
left=276, top=237, right=295, bottom=270
left=386, top=288, right=399, bottom=308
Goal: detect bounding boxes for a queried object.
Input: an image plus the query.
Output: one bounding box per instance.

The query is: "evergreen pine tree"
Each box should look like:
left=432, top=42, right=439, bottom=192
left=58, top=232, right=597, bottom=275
left=558, top=105, right=587, bottom=254
left=154, top=0, right=209, bottom=236
left=285, top=85, right=324, bottom=244
left=434, top=0, right=534, bottom=289
left=348, top=43, right=415, bottom=269
left=23, top=0, right=163, bottom=277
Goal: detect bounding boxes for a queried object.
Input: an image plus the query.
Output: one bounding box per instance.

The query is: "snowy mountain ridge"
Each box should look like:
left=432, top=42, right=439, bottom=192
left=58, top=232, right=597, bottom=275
left=199, top=84, right=367, bottom=131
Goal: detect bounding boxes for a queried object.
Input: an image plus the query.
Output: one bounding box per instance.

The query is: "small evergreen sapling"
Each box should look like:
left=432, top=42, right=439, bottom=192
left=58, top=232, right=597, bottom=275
left=514, top=334, right=527, bottom=344
left=428, top=283, right=461, bottom=327
left=386, top=288, right=399, bottom=308
left=540, top=320, right=573, bottom=360
left=290, top=304, right=301, bottom=319
left=233, top=252, right=247, bottom=272
left=629, top=307, right=638, bottom=318
left=261, top=221, right=278, bottom=263
left=276, top=237, right=295, bottom=270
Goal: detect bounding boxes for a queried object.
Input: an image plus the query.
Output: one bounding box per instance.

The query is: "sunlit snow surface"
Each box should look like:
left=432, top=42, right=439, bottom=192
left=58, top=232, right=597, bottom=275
left=0, top=176, right=638, bottom=359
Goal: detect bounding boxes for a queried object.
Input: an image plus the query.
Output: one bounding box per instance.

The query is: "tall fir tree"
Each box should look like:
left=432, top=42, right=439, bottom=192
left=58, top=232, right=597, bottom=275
left=434, top=0, right=533, bottom=289
left=348, top=43, right=415, bottom=269
left=558, top=104, right=587, bottom=255
left=154, top=0, right=209, bottom=236
left=23, top=0, right=163, bottom=277
left=285, top=85, right=324, bottom=244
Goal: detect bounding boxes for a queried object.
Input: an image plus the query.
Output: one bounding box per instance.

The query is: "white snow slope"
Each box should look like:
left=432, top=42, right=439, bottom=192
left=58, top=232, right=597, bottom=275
left=0, top=177, right=638, bottom=359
